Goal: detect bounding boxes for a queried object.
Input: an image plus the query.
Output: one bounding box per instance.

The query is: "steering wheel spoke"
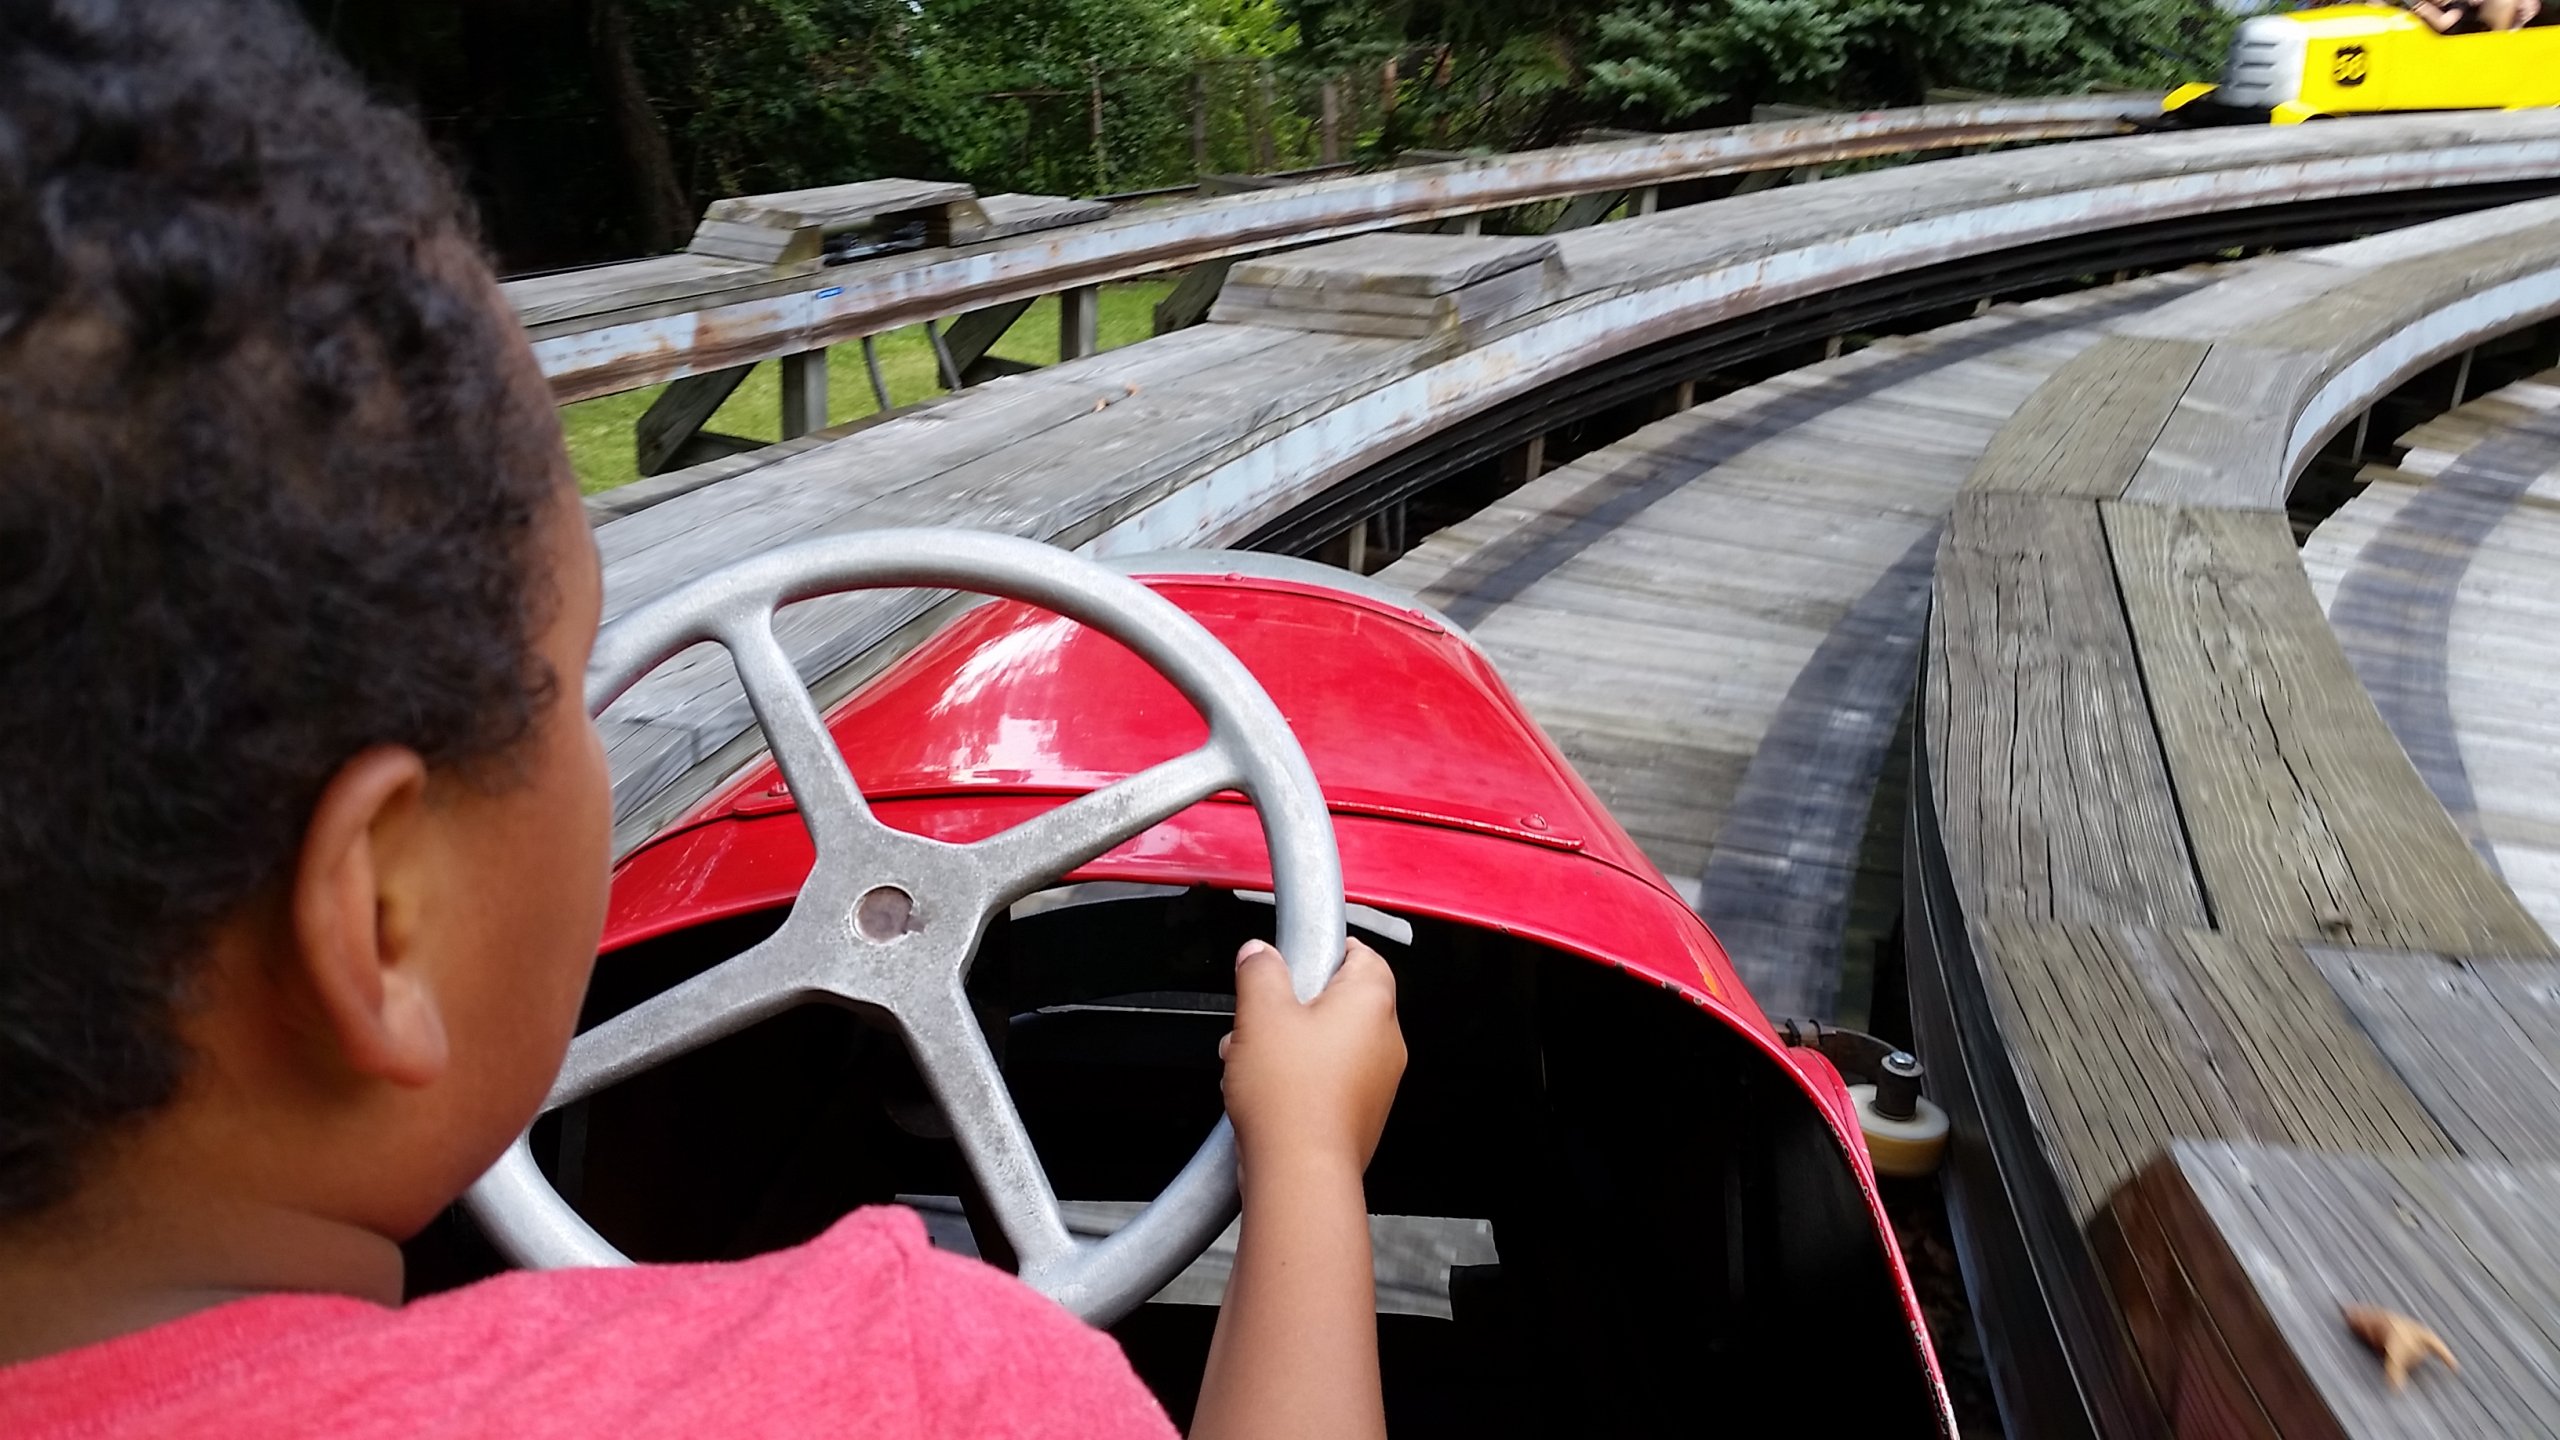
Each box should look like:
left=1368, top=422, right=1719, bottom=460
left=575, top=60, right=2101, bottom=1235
left=546, top=924, right=811, bottom=1111
left=723, top=611, right=883, bottom=859
left=969, top=740, right=1247, bottom=914
left=896, top=980, right=1080, bottom=1279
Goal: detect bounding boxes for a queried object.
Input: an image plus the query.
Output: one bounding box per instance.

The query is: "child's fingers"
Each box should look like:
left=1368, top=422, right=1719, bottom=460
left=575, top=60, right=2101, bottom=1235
left=1233, top=938, right=1297, bottom=1015
left=1317, top=939, right=1398, bottom=1010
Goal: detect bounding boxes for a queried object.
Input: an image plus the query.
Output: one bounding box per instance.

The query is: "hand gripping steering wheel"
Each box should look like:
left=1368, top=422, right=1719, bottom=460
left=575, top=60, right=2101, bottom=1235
left=464, top=530, right=1346, bottom=1325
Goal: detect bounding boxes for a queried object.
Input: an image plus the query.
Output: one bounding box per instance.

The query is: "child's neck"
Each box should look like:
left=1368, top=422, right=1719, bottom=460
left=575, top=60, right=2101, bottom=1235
left=0, top=1147, right=404, bottom=1367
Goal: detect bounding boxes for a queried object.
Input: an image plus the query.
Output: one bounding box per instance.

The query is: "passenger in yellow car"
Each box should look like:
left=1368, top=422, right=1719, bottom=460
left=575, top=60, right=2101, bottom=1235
left=2409, top=0, right=2540, bottom=32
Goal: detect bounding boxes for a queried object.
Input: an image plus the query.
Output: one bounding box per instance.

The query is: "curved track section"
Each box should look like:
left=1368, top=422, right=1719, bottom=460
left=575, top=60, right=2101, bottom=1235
left=594, top=113, right=2560, bottom=850
left=1912, top=193, right=2560, bottom=1436
left=1377, top=273, right=2213, bottom=1022
left=514, top=97, right=2158, bottom=401
left=2307, top=374, right=2560, bottom=923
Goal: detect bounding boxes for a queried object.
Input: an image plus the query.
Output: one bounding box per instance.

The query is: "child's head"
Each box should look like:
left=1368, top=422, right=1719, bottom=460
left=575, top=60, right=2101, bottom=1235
left=0, top=0, right=611, bottom=1251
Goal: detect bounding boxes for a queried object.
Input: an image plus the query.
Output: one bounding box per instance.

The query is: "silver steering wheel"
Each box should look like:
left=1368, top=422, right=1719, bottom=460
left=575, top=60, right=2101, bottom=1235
left=465, top=530, right=1346, bottom=1325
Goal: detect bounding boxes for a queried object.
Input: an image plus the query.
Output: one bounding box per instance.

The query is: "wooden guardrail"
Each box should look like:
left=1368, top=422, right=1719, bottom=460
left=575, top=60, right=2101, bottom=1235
left=1912, top=193, right=2560, bottom=1437
left=590, top=112, right=2560, bottom=858
left=513, top=96, right=2163, bottom=407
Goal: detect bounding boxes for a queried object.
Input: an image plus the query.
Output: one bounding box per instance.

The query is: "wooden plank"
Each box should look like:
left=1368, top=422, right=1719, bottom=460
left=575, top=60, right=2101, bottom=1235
left=508, top=253, right=771, bottom=330
left=1223, top=232, right=1560, bottom=298
left=1967, top=920, right=2445, bottom=1225
left=2106, top=502, right=2551, bottom=956
left=2135, top=1140, right=2560, bottom=1438
left=1928, top=493, right=2206, bottom=927
left=1966, top=337, right=2206, bottom=499
left=2315, top=948, right=2560, bottom=1164
left=972, top=192, right=1114, bottom=241
left=702, top=177, right=978, bottom=232
left=2119, top=347, right=2326, bottom=511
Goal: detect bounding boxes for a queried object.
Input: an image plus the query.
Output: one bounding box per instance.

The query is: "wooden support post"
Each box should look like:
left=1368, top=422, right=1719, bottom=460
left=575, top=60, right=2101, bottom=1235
left=1457, top=214, right=1482, bottom=236
left=1316, top=520, right=1367, bottom=574
left=2453, top=346, right=2475, bottom=408
left=1501, top=433, right=1545, bottom=489
left=1190, top=68, right=1210, bottom=178
left=1060, top=286, right=1101, bottom=361
left=780, top=349, right=827, bottom=438
left=634, top=363, right=754, bottom=476
left=1823, top=334, right=1845, bottom=362
left=1634, top=186, right=1659, bottom=216
left=2351, top=407, right=2371, bottom=463
left=1379, top=57, right=1398, bottom=121
left=860, top=334, right=892, bottom=412
left=924, top=319, right=961, bottom=391
left=1674, top=378, right=1696, bottom=410
left=1320, top=77, right=1342, bottom=164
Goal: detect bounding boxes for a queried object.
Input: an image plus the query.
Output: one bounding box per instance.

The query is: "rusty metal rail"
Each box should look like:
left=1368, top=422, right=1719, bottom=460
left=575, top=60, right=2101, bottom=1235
left=519, top=95, right=2158, bottom=403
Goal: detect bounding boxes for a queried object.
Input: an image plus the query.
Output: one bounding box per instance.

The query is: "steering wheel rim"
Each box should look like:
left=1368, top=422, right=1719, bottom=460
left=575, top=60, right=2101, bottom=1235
left=463, top=529, right=1347, bottom=1325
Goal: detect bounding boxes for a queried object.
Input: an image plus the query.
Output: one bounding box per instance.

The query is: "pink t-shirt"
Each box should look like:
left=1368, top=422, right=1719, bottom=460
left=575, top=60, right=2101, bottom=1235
left=0, top=1207, right=1178, bottom=1439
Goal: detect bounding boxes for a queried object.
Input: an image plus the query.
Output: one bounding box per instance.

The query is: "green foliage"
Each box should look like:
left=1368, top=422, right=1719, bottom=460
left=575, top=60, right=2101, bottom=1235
left=624, top=0, right=1290, bottom=202
left=1300, top=0, right=2231, bottom=144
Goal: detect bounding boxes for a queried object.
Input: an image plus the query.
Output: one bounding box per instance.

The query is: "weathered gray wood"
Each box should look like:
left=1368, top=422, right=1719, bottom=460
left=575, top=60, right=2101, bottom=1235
left=509, top=254, right=770, bottom=330
left=1060, top=285, right=1100, bottom=361
left=1930, top=492, right=2206, bottom=928
left=2105, top=502, right=2551, bottom=956
left=684, top=216, right=826, bottom=268
left=780, top=350, right=828, bottom=438
left=1376, top=276, right=2200, bottom=1019
left=971, top=192, right=1114, bottom=241
left=943, top=298, right=1037, bottom=382
left=1153, top=259, right=1238, bottom=335
left=634, top=364, right=754, bottom=477
left=1966, top=336, right=2206, bottom=499
left=2316, top=947, right=2560, bottom=1164
left=703, top=177, right=980, bottom=235
left=1214, top=233, right=1566, bottom=341
left=1225, top=232, right=1562, bottom=298
left=1969, top=919, right=2450, bottom=1224
left=2123, top=1140, right=2560, bottom=1439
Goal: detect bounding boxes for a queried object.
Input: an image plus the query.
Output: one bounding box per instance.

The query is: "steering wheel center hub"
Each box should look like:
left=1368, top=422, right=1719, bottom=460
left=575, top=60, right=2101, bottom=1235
left=855, top=884, right=916, bottom=941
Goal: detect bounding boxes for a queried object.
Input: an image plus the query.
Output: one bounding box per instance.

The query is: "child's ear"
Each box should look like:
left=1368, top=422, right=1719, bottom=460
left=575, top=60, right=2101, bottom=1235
left=289, top=745, right=449, bottom=1089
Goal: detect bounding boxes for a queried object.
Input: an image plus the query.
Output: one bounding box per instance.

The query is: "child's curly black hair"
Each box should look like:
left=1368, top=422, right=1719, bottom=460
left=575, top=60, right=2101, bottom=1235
left=0, top=0, right=564, bottom=1220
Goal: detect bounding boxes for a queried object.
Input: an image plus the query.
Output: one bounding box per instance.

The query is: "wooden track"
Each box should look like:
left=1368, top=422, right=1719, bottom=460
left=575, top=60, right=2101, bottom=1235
left=1913, top=193, right=2560, bottom=1435
left=1378, top=274, right=2212, bottom=1022
left=2305, top=373, right=2560, bottom=937
left=589, top=113, right=2560, bottom=854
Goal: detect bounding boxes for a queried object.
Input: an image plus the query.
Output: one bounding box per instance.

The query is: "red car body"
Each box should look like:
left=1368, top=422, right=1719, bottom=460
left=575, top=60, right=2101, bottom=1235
left=600, top=558, right=1954, bottom=1429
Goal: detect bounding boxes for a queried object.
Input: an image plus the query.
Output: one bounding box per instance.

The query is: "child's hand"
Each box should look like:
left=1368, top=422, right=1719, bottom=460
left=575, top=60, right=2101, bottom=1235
left=1218, top=938, right=1407, bottom=1177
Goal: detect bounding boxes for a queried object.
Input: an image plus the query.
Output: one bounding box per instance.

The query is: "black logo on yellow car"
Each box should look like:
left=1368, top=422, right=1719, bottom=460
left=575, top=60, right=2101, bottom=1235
left=2332, top=45, right=2369, bottom=86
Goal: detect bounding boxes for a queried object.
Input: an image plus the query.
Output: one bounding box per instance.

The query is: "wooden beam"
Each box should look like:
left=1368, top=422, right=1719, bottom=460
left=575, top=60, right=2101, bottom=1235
left=634, top=364, right=753, bottom=476
left=1153, top=260, right=1237, bottom=335
left=943, top=298, right=1037, bottom=384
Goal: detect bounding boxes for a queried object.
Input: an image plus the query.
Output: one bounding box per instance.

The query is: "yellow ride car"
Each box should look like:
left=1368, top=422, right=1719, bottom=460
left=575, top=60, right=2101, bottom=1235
left=2164, top=4, right=2560, bottom=123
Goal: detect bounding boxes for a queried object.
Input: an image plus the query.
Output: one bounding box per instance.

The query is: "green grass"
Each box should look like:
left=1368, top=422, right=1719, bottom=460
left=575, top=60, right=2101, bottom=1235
left=562, top=279, right=1178, bottom=494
